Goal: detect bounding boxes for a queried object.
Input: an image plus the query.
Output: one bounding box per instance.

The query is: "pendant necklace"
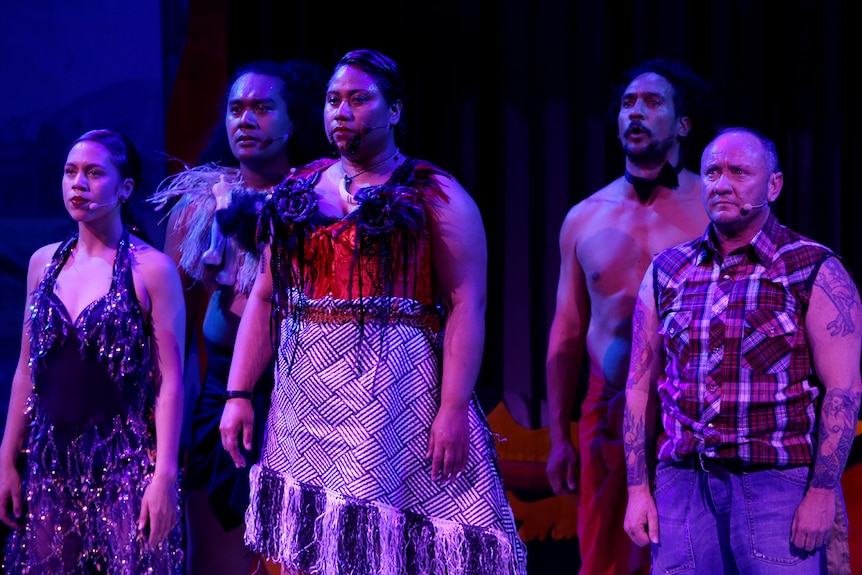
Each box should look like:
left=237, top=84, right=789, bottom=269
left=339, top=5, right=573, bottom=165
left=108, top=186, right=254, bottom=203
left=340, top=149, right=399, bottom=204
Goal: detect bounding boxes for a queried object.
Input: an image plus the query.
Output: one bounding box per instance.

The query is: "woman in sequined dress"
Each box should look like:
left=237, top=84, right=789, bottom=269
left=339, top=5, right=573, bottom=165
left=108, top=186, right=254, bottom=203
left=219, top=49, right=528, bottom=575
left=0, top=129, right=186, bottom=574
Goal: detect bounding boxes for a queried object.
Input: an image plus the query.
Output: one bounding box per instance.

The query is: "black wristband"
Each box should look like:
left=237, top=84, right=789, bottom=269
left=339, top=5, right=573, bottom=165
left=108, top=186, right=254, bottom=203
left=223, top=390, right=253, bottom=401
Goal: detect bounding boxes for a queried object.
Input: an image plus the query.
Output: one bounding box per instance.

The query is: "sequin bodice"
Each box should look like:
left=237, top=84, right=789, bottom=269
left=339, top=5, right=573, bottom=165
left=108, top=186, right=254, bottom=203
left=28, top=230, right=157, bottom=435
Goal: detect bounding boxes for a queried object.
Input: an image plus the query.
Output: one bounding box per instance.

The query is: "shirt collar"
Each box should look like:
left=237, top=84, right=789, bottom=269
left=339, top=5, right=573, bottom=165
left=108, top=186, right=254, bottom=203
left=695, top=212, right=779, bottom=266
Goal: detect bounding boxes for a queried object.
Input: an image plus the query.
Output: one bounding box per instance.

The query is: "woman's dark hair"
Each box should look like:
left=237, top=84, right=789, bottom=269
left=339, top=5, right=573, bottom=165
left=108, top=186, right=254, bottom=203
left=333, top=49, right=408, bottom=142
left=198, top=59, right=332, bottom=166
left=73, top=129, right=142, bottom=189
left=72, top=129, right=151, bottom=242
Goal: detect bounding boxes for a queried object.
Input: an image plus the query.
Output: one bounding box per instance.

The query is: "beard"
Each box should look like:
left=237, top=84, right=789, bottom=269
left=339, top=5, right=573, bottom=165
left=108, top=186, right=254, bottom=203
left=328, top=130, right=363, bottom=156
left=622, top=133, right=677, bottom=166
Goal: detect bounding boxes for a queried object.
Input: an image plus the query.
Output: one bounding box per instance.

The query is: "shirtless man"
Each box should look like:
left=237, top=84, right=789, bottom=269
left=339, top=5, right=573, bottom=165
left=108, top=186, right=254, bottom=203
left=545, top=59, right=712, bottom=575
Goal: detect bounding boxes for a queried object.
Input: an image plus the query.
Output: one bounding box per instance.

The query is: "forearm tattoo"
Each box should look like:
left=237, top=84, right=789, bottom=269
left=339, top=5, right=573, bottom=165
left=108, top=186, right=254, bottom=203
left=624, top=406, right=649, bottom=487
left=627, top=302, right=653, bottom=390
left=819, top=257, right=858, bottom=337
left=811, top=387, right=861, bottom=489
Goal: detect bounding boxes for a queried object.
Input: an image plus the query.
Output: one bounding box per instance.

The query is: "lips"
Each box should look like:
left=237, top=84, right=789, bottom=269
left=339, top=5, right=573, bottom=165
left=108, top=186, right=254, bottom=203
left=234, top=133, right=259, bottom=146
left=624, top=119, right=652, bottom=137
left=69, top=196, right=88, bottom=208
left=330, top=126, right=353, bottom=135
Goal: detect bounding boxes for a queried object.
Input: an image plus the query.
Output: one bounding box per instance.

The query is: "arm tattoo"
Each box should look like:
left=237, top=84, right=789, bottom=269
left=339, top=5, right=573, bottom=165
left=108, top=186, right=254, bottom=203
left=624, top=406, right=650, bottom=487
left=811, top=387, right=861, bottom=489
left=818, top=258, right=859, bottom=337
left=627, top=304, right=654, bottom=389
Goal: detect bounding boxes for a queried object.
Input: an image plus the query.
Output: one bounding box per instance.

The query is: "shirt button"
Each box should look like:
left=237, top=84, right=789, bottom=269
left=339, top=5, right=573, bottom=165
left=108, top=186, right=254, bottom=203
left=670, top=327, right=675, bottom=334
left=723, top=274, right=731, bottom=280
left=707, top=423, right=714, bottom=428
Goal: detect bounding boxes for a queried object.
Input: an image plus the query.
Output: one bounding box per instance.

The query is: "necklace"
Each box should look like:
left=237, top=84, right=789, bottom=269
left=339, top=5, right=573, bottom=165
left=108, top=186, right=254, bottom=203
left=341, top=149, right=400, bottom=203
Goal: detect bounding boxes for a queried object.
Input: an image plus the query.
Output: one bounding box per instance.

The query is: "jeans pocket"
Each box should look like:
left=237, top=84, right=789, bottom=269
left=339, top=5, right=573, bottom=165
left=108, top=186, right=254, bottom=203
left=744, top=467, right=812, bottom=567
left=653, top=463, right=696, bottom=574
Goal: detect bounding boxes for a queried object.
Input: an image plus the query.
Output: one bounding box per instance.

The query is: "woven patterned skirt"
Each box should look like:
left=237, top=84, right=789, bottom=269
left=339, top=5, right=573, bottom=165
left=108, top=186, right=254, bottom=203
left=245, top=294, right=527, bottom=574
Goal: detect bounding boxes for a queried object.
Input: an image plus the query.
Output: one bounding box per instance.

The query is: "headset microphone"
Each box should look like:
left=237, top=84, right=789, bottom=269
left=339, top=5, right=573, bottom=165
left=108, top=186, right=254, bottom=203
left=89, top=200, right=120, bottom=210
left=740, top=201, right=767, bottom=214
left=362, top=125, right=389, bottom=134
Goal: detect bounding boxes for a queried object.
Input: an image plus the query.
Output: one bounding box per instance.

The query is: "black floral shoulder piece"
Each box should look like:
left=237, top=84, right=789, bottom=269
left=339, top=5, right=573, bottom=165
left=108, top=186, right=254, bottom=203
left=261, top=157, right=450, bottom=305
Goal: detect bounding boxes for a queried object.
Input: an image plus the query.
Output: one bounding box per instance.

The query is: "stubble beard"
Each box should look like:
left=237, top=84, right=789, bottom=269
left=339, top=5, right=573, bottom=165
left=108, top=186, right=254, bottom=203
left=623, top=135, right=676, bottom=167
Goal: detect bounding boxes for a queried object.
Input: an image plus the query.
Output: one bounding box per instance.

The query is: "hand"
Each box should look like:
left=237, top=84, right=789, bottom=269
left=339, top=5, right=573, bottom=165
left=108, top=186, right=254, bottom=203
left=220, top=398, right=255, bottom=468
left=138, top=474, right=178, bottom=546
left=791, top=486, right=836, bottom=552
left=546, top=439, right=579, bottom=495
left=0, top=462, right=22, bottom=529
left=623, top=485, right=659, bottom=547
left=426, top=405, right=469, bottom=485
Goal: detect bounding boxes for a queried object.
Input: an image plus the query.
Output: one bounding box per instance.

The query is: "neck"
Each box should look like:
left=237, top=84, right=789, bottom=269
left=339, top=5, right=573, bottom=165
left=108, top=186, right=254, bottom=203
left=77, top=219, right=124, bottom=253
left=712, top=212, right=769, bottom=258
left=341, top=147, right=399, bottom=173
left=624, top=160, right=683, bottom=202
left=340, top=148, right=400, bottom=192
left=240, top=160, right=292, bottom=190
left=625, top=157, right=682, bottom=179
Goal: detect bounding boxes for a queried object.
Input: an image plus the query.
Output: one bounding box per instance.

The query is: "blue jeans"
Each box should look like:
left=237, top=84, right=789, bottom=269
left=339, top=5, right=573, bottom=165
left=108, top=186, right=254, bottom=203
left=651, top=461, right=827, bottom=574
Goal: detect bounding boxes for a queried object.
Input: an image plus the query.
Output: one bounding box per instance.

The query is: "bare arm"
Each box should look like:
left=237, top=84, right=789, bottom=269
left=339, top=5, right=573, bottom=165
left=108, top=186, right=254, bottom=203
left=137, top=247, right=186, bottom=545
left=623, top=265, right=663, bottom=546
left=425, top=176, right=487, bottom=484
left=545, top=208, right=589, bottom=494
left=164, top=206, right=209, bottom=379
left=0, top=247, right=54, bottom=528
left=792, top=256, right=862, bottom=552
left=220, top=246, right=275, bottom=467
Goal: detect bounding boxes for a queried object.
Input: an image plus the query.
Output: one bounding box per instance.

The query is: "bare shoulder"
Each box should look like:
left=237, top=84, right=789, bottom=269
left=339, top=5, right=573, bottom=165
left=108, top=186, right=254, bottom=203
left=29, top=242, right=61, bottom=270
left=431, top=171, right=476, bottom=209
left=128, top=235, right=181, bottom=280
left=560, top=177, right=627, bottom=233
left=26, top=242, right=61, bottom=288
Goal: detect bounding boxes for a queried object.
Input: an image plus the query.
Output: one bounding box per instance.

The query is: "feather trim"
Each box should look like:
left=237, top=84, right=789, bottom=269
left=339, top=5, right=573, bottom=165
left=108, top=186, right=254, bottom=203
left=147, top=164, right=262, bottom=294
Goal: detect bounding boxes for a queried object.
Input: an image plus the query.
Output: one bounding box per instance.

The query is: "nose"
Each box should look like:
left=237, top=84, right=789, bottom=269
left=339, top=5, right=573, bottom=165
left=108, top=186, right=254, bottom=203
left=237, top=108, right=257, bottom=126
left=71, top=171, right=88, bottom=190
left=628, top=99, right=646, bottom=118
left=334, top=99, right=352, bottom=119
left=710, top=172, right=733, bottom=195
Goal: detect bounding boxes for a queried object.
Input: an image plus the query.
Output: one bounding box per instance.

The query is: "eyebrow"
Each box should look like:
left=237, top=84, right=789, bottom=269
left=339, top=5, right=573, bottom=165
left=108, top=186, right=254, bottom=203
left=228, top=97, right=277, bottom=105
left=623, top=91, right=663, bottom=99
left=65, top=162, right=109, bottom=171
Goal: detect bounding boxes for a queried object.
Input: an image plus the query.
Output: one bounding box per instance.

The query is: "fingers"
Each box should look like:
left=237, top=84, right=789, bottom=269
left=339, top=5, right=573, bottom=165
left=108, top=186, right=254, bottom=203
left=222, top=435, right=247, bottom=469
left=137, top=504, right=149, bottom=539
left=243, top=424, right=254, bottom=453
left=428, top=444, right=466, bottom=486
left=0, top=509, right=18, bottom=530
left=220, top=428, right=247, bottom=468
left=0, top=492, right=22, bottom=529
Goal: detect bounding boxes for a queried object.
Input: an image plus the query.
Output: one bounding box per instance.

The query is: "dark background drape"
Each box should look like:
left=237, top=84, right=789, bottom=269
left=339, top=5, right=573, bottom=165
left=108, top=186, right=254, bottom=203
left=0, top=1, right=859, bottom=572
left=161, top=0, right=861, bottom=429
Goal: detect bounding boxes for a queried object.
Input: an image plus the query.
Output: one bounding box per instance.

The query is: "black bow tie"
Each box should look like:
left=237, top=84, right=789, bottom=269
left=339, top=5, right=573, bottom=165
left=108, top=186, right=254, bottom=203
left=625, top=161, right=683, bottom=201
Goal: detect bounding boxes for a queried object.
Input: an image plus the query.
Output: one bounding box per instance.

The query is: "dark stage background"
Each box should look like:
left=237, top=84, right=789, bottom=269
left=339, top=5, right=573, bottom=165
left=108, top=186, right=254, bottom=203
left=1, top=1, right=859, bottom=573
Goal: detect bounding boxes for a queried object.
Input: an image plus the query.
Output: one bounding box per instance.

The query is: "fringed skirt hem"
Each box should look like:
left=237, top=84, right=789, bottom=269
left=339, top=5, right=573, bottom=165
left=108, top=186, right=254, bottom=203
left=245, top=465, right=525, bottom=575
